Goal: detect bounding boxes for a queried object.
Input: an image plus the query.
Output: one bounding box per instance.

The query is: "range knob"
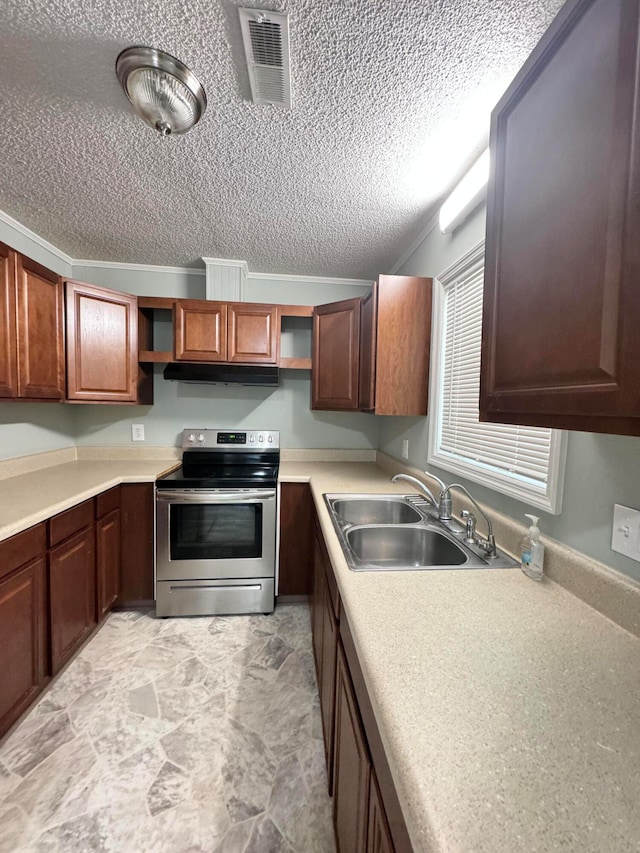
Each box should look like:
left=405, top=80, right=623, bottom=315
left=188, top=433, right=195, bottom=442
left=198, top=434, right=205, bottom=442
left=268, top=435, right=273, bottom=443
left=249, top=434, right=255, bottom=443
left=258, top=434, right=264, bottom=442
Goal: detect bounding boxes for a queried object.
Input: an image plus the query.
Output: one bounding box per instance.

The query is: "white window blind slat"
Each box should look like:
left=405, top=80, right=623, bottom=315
left=438, top=261, right=552, bottom=488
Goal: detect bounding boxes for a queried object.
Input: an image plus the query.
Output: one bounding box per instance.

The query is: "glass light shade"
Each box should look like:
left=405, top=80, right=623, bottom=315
left=116, top=47, right=207, bottom=136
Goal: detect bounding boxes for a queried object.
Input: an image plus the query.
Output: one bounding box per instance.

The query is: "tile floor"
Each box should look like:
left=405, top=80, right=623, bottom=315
left=0, top=604, right=336, bottom=852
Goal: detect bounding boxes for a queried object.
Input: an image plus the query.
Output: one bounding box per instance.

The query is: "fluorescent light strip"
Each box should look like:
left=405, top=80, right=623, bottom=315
left=439, top=149, right=490, bottom=235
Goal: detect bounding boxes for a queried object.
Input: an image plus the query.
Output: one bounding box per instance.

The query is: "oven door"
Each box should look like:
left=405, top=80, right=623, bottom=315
left=156, top=489, right=277, bottom=581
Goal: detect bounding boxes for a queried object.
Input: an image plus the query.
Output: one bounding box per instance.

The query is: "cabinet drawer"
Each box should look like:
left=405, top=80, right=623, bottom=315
left=49, top=499, right=94, bottom=547
left=0, top=523, right=46, bottom=581
left=96, top=486, right=120, bottom=518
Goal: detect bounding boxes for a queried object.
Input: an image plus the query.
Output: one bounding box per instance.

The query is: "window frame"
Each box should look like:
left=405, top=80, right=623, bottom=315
left=427, top=239, right=567, bottom=515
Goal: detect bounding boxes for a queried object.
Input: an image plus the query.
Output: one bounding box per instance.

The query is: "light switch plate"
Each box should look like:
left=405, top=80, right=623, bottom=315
left=611, top=504, right=640, bottom=562
left=131, top=424, right=145, bottom=442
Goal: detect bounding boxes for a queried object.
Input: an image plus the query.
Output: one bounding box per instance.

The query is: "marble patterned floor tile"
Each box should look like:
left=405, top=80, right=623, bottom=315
left=0, top=603, right=335, bottom=852
left=0, top=711, right=76, bottom=779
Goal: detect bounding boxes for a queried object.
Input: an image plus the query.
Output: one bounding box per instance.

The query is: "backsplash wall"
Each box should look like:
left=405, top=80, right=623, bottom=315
left=379, top=204, right=640, bottom=584
left=73, top=367, right=379, bottom=449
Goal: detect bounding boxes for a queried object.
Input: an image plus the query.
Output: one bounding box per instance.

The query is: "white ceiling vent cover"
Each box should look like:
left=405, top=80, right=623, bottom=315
left=239, top=8, right=291, bottom=108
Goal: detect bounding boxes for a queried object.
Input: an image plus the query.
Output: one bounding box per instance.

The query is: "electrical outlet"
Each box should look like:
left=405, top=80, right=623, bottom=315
left=131, top=424, right=145, bottom=442
left=402, top=439, right=409, bottom=459
left=611, top=504, right=640, bottom=562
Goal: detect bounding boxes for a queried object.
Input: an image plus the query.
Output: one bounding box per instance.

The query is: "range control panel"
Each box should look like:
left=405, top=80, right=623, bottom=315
left=181, top=429, right=280, bottom=450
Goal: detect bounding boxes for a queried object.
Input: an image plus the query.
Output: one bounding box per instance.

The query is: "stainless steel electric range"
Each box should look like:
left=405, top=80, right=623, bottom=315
left=155, top=429, right=280, bottom=617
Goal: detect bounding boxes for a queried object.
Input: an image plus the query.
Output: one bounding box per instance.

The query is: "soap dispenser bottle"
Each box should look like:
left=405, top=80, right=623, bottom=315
left=521, top=514, right=544, bottom=581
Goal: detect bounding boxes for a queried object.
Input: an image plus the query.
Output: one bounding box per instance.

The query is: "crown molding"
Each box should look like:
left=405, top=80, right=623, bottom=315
left=388, top=209, right=440, bottom=274
left=0, top=209, right=74, bottom=266
left=247, top=271, right=371, bottom=287
left=73, top=259, right=206, bottom=275
left=0, top=208, right=369, bottom=287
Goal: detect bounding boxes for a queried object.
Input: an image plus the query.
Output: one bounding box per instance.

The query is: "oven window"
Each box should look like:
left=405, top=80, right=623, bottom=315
left=170, top=503, right=263, bottom=560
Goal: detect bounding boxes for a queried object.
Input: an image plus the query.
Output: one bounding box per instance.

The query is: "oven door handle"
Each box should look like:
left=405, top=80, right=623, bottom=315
left=156, top=489, right=276, bottom=502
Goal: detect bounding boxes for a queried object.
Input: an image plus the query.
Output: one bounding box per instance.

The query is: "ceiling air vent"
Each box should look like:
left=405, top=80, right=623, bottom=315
left=239, top=8, right=291, bottom=108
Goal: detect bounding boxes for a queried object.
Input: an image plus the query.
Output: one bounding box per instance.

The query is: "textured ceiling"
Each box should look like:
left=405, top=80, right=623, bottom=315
left=0, top=0, right=565, bottom=277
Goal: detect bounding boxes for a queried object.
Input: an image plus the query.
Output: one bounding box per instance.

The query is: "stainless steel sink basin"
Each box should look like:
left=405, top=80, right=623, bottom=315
left=330, top=497, right=422, bottom=526
left=323, top=493, right=519, bottom=572
left=346, top=526, right=468, bottom=568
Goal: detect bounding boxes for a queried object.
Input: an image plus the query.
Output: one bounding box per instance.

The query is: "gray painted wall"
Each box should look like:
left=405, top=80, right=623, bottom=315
left=73, top=367, right=379, bottom=449
left=71, top=265, right=205, bottom=300
left=378, top=203, right=640, bottom=583
left=0, top=220, right=76, bottom=460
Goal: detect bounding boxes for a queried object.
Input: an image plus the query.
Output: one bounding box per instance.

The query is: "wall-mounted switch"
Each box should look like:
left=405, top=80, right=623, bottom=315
left=611, top=504, right=640, bottom=562
left=131, top=424, right=145, bottom=442
left=402, top=439, right=409, bottom=459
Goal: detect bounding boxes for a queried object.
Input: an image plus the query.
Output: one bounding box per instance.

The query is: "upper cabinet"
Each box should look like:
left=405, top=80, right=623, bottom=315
left=0, top=242, right=64, bottom=401
left=175, top=300, right=227, bottom=362
left=174, top=299, right=277, bottom=364
left=312, top=276, right=432, bottom=415
left=65, top=280, right=152, bottom=404
left=312, top=298, right=361, bottom=411
left=481, top=0, right=640, bottom=436
left=360, top=275, right=432, bottom=416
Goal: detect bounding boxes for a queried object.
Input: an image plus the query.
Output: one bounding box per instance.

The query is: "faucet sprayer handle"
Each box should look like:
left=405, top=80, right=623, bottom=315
left=424, top=470, right=448, bottom=493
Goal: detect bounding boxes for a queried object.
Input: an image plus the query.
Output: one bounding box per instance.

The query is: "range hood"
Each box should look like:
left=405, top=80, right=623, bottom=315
left=163, top=363, right=280, bottom=386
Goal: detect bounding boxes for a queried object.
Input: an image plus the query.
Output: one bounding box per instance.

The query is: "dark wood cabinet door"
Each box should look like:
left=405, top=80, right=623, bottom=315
left=333, top=643, right=371, bottom=853
left=49, top=526, right=96, bottom=674
left=312, top=298, right=361, bottom=410
left=15, top=254, right=64, bottom=400
left=481, top=0, right=640, bottom=434
left=0, top=557, right=47, bottom=738
left=0, top=243, right=18, bottom=398
left=278, top=483, right=313, bottom=596
left=227, top=303, right=278, bottom=364
left=374, top=276, right=431, bottom=416
left=96, top=508, right=120, bottom=620
left=321, top=584, right=338, bottom=793
left=367, top=770, right=395, bottom=853
left=65, top=280, right=140, bottom=402
left=311, top=534, right=325, bottom=685
left=118, top=483, right=154, bottom=607
left=359, top=287, right=377, bottom=412
left=174, top=300, right=227, bottom=361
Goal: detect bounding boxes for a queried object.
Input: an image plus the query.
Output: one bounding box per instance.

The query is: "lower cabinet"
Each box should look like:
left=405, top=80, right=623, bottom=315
left=367, top=770, right=395, bottom=853
left=118, top=483, right=155, bottom=607
left=96, top=508, right=120, bottom=619
left=96, top=485, right=121, bottom=620
left=0, top=543, right=47, bottom=736
left=334, top=643, right=371, bottom=853
left=49, top=525, right=96, bottom=674
left=278, top=482, right=313, bottom=595
left=311, top=519, right=340, bottom=792
left=311, top=508, right=412, bottom=853
left=0, top=483, right=144, bottom=738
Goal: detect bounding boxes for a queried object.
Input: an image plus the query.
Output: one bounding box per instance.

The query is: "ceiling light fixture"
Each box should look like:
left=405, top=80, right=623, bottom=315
left=439, top=149, right=490, bottom=234
left=115, top=46, right=207, bottom=136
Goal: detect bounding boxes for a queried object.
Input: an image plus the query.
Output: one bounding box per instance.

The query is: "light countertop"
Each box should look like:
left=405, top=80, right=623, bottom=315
left=284, top=462, right=640, bottom=853
left=1, top=456, right=638, bottom=851
left=0, top=459, right=178, bottom=542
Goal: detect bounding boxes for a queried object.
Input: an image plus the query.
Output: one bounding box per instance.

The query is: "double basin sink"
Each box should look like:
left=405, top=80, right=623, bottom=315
left=324, top=493, right=519, bottom=572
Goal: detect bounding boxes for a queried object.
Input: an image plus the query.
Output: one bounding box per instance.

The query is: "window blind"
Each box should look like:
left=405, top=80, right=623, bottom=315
left=440, top=265, right=552, bottom=486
